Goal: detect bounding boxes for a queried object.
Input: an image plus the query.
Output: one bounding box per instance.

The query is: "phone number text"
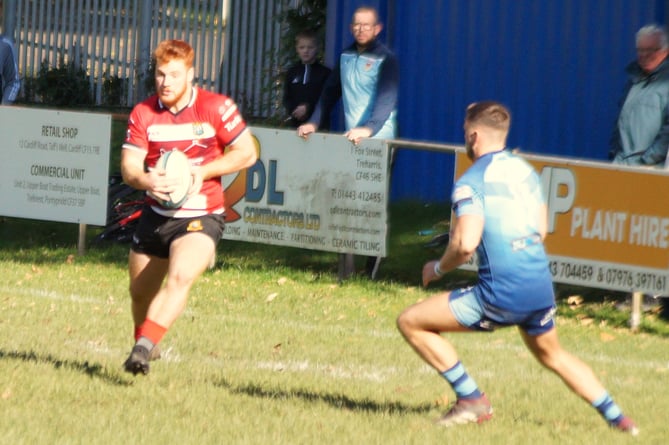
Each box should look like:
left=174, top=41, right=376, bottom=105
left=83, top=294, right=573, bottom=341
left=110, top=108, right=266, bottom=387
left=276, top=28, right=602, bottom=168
left=330, top=188, right=383, bottom=203
left=549, top=260, right=667, bottom=293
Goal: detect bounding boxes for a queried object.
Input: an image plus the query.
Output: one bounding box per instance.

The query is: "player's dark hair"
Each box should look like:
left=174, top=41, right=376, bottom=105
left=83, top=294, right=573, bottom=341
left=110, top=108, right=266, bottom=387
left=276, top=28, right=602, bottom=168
left=465, top=101, right=511, bottom=132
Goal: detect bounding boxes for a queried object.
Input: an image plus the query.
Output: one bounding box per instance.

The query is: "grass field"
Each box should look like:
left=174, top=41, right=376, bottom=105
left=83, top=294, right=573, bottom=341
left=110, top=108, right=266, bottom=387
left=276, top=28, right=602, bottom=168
left=0, top=201, right=667, bottom=444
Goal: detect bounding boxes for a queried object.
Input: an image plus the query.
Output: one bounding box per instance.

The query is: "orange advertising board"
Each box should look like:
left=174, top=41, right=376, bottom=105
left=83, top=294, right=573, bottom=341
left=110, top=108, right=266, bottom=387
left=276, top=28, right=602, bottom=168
left=454, top=151, right=669, bottom=294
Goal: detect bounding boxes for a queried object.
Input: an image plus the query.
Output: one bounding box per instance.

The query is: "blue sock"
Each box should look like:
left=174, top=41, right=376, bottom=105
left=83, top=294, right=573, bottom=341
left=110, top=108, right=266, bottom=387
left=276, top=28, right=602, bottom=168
left=592, top=392, right=624, bottom=425
left=440, top=361, right=482, bottom=400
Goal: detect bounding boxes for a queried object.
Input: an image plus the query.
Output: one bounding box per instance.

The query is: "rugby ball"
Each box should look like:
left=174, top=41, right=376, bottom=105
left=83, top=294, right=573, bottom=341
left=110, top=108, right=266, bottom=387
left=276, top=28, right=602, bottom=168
left=152, top=150, right=192, bottom=208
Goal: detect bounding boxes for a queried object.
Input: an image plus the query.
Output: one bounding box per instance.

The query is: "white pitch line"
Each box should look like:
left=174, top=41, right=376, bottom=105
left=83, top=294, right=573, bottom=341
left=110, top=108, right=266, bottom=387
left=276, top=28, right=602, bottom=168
left=252, top=360, right=411, bottom=383
left=0, top=285, right=99, bottom=304
left=8, top=285, right=668, bottom=374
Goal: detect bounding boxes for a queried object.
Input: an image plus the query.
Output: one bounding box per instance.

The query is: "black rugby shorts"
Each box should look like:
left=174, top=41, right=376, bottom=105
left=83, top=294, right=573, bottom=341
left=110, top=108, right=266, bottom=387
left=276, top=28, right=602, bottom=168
left=131, top=205, right=225, bottom=258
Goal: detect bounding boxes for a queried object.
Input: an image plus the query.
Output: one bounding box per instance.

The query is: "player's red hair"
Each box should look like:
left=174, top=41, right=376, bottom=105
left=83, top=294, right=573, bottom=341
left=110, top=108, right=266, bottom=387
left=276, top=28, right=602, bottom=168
left=154, top=39, right=195, bottom=68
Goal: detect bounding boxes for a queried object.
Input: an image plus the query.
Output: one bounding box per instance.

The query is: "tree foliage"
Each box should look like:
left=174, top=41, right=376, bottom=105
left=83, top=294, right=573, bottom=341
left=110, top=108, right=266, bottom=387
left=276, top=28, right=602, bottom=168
left=275, top=0, right=328, bottom=70
left=35, top=56, right=93, bottom=107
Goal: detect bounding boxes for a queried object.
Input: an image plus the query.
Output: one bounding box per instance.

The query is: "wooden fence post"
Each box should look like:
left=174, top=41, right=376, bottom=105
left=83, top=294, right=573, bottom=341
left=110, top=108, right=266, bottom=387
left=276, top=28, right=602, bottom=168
left=630, top=291, right=642, bottom=332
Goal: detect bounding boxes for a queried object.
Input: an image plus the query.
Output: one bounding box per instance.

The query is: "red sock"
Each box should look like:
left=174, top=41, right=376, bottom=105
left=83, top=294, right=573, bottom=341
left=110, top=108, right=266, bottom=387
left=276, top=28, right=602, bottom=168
left=137, top=319, right=168, bottom=345
left=134, top=326, right=141, bottom=341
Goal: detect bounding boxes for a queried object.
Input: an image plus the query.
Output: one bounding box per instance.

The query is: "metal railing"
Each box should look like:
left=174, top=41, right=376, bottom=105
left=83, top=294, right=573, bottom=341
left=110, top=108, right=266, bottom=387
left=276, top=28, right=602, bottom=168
left=1, top=0, right=292, bottom=112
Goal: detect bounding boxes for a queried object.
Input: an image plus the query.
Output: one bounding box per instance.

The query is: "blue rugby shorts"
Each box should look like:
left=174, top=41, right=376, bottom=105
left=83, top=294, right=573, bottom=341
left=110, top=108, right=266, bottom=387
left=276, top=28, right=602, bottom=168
left=449, top=286, right=556, bottom=336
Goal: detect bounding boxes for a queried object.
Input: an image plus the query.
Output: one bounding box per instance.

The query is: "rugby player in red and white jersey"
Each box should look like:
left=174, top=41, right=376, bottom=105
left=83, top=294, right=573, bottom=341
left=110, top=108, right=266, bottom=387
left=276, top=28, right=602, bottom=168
left=120, top=39, right=257, bottom=375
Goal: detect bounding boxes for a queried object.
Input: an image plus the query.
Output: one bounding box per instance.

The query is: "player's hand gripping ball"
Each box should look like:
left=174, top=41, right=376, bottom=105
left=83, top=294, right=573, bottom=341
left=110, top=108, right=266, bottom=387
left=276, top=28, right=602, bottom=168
left=152, top=150, right=193, bottom=208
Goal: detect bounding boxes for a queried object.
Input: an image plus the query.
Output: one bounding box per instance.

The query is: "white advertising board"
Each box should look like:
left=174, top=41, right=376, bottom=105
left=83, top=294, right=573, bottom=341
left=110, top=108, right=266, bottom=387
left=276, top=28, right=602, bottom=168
left=0, top=107, right=110, bottom=226
left=222, top=127, right=390, bottom=257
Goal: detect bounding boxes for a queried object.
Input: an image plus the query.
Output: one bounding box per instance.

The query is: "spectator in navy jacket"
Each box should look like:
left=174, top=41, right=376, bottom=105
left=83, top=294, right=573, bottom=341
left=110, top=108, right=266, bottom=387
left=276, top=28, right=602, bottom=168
left=0, top=34, right=20, bottom=104
left=283, top=29, right=331, bottom=129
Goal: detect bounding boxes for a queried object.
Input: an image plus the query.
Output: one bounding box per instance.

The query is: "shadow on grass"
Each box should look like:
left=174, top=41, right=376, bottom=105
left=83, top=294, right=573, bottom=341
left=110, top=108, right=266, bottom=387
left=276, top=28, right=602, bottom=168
left=215, top=378, right=434, bottom=415
left=0, top=348, right=132, bottom=386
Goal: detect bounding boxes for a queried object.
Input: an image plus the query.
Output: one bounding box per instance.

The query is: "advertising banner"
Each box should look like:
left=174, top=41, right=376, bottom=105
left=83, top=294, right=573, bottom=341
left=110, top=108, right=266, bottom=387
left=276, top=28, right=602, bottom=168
left=222, top=127, right=390, bottom=257
left=0, top=107, right=111, bottom=226
left=454, top=151, right=669, bottom=294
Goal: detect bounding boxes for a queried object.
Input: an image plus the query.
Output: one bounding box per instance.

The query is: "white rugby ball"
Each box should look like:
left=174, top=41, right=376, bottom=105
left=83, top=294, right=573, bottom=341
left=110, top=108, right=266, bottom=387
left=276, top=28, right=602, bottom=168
left=152, top=150, right=192, bottom=208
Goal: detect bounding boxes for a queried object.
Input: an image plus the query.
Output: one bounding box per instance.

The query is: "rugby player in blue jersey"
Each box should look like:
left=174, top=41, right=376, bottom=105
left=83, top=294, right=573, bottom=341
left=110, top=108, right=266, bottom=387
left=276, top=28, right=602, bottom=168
left=397, top=102, right=638, bottom=435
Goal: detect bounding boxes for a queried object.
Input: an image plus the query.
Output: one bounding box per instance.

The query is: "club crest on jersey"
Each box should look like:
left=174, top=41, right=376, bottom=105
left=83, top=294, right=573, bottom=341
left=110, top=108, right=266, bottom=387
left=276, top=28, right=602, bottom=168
left=187, top=220, right=204, bottom=232
left=192, top=122, right=204, bottom=136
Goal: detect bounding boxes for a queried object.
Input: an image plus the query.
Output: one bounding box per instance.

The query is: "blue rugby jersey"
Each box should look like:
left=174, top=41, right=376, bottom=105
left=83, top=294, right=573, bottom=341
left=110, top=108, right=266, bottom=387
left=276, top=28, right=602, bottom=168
left=453, top=150, right=555, bottom=311
left=311, top=40, right=398, bottom=138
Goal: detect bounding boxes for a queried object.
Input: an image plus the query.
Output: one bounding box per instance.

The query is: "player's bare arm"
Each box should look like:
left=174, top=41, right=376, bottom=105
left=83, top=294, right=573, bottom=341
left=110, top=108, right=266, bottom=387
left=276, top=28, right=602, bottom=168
left=198, top=129, right=257, bottom=180
left=120, top=148, right=179, bottom=201
left=422, top=213, right=483, bottom=287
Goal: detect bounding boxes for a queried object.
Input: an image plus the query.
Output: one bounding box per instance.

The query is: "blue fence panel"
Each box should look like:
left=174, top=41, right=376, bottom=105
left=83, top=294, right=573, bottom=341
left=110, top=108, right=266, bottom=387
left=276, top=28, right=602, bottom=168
left=324, top=0, right=666, bottom=202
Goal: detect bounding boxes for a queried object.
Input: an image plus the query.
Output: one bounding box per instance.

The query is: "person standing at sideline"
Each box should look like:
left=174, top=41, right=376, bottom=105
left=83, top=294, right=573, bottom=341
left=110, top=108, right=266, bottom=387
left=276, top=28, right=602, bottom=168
left=610, top=24, right=669, bottom=166
left=298, top=6, right=399, bottom=279
left=283, top=29, right=331, bottom=129
left=0, top=34, right=20, bottom=104
left=397, top=102, right=638, bottom=435
left=120, top=39, right=257, bottom=375
left=609, top=24, right=669, bottom=319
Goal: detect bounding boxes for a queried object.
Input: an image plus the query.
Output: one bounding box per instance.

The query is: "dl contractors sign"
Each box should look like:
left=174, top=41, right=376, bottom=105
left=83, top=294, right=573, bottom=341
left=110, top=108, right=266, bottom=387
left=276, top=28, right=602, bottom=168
left=454, top=151, right=669, bottom=295
left=222, top=128, right=390, bottom=257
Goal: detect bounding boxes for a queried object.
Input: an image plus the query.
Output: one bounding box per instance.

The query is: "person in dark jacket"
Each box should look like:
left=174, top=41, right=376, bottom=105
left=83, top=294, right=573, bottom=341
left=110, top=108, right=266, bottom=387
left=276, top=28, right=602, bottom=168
left=283, top=30, right=331, bottom=129
left=0, top=34, right=20, bottom=105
